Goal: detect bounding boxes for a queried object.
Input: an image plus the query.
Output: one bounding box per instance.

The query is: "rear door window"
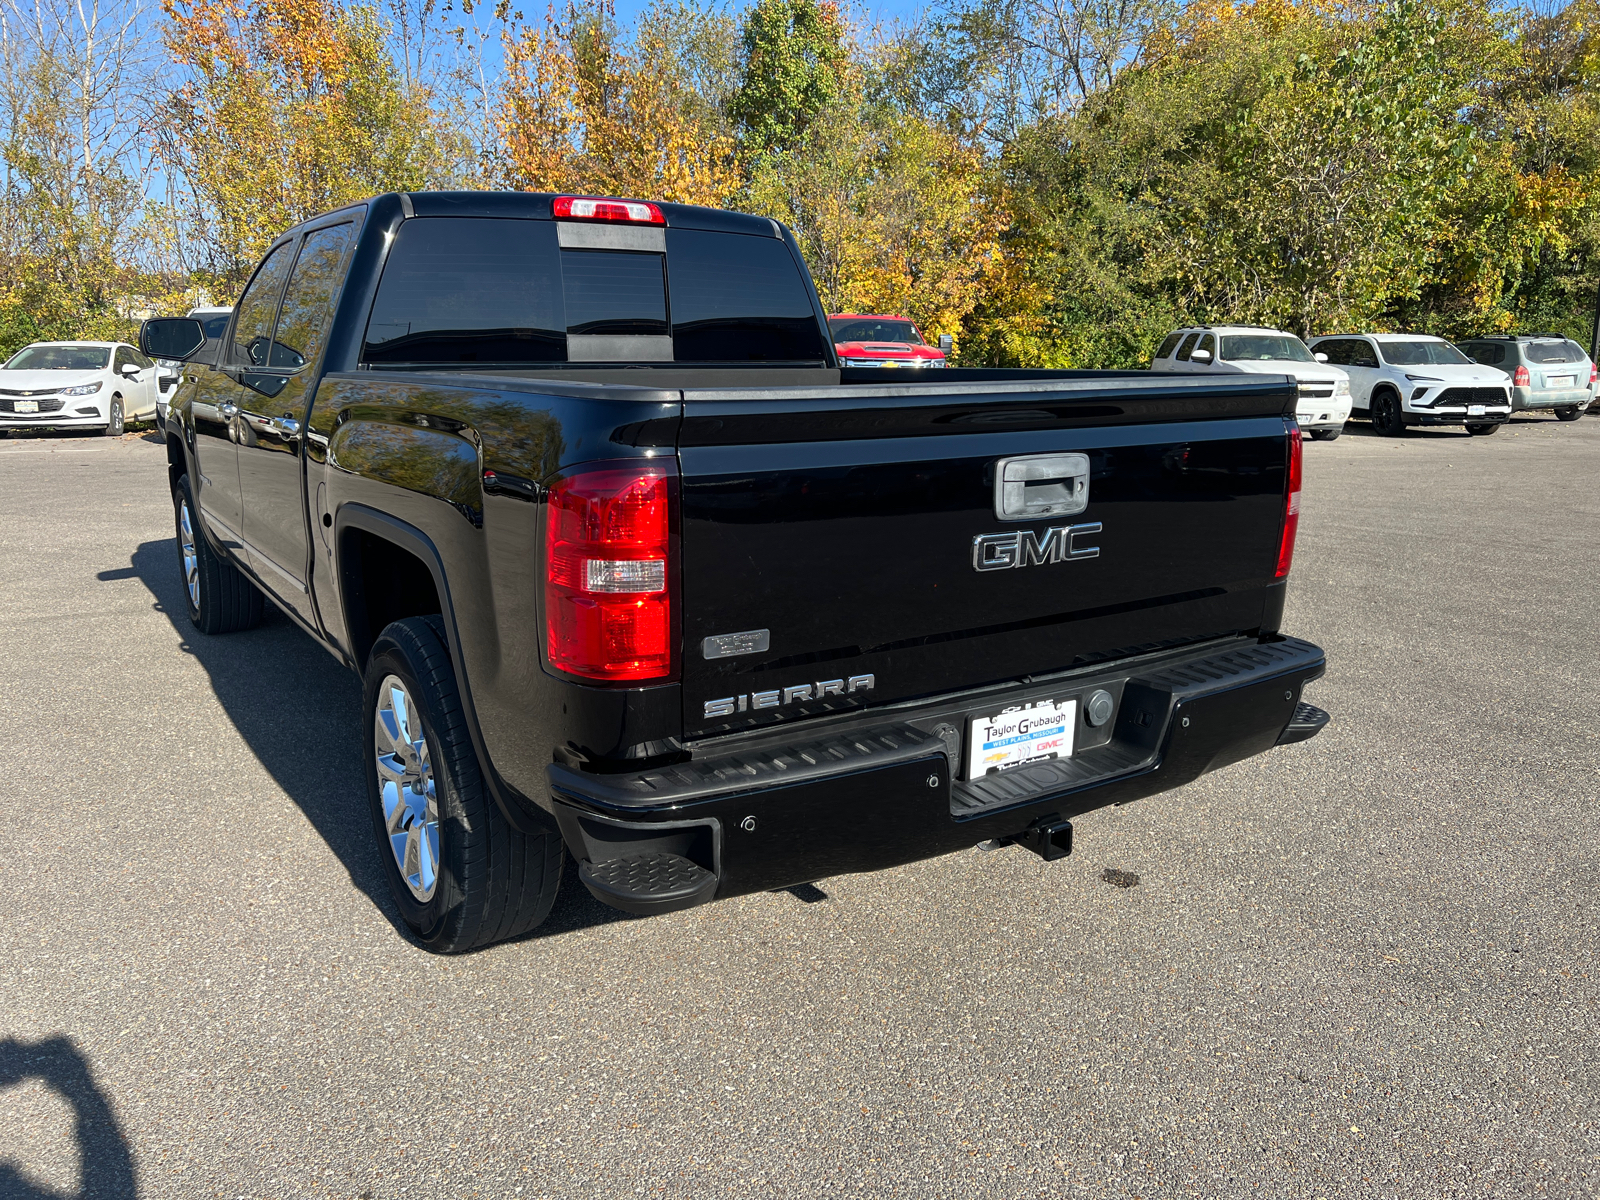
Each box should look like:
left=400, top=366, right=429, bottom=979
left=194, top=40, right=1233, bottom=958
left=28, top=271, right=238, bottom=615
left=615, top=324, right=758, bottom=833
left=1349, top=340, right=1379, bottom=368
left=1174, top=333, right=1200, bottom=362
left=272, top=223, right=356, bottom=370
left=232, top=243, right=296, bottom=367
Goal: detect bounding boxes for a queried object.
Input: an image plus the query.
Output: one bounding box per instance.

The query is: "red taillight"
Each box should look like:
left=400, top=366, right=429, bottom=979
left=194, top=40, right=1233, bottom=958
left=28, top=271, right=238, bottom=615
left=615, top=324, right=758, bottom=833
left=552, top=195, right=665, bottom=225
left=1513, top=364, right=1531, bottom=388
left=1275, top=422, right=1302, bottom=579
left=1590, top=362, right=1597, bottom=384
left=545, top=462, right=676, bottom=681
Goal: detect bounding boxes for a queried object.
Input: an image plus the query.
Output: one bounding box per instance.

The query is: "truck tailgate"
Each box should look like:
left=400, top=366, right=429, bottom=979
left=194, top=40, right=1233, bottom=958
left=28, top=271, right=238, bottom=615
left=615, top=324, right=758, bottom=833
left=677, top=376, right=1295, bottom=740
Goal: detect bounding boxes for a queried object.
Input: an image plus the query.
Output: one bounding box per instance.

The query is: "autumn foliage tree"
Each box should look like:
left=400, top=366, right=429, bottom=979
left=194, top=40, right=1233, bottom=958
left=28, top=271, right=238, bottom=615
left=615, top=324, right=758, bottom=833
left=157, top=0, right=471, bottom=292
left=495, top=2, right=742, bottom=206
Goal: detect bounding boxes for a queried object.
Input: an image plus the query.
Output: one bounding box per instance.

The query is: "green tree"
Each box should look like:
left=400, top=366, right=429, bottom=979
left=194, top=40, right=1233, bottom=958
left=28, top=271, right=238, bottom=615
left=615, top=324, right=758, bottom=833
left=727, top=0, right=848, bottom=155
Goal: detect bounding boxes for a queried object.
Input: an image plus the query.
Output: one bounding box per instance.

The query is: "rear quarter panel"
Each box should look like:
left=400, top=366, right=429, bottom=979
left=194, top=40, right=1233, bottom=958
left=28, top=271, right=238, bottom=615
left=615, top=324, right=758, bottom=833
left=306, top=373, right=682, bottom=808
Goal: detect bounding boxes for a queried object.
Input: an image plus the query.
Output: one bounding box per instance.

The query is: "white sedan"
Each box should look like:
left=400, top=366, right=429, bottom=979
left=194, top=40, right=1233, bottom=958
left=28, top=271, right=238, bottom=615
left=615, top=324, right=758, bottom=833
left=0, top=341, right=160, bottom=436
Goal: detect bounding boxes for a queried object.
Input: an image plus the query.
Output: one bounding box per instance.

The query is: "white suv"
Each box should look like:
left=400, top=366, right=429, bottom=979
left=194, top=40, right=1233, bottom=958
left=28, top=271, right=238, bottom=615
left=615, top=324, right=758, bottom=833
left=1151, top=326, right=1353, bottom=439
left=1307, top=333, right=1512, bottom=437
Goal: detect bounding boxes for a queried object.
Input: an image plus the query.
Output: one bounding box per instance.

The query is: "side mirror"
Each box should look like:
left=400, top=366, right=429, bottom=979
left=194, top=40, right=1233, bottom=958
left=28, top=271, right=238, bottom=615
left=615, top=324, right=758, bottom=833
left=938, top=333, right=954, bottom=352
left=140, top=317, right=206, bottom=361
left=1190, top=348, right=1213, bottom=364
left=120, top=362, right=141, bottom=377
left=1314, top=352, right=1329, bottom=363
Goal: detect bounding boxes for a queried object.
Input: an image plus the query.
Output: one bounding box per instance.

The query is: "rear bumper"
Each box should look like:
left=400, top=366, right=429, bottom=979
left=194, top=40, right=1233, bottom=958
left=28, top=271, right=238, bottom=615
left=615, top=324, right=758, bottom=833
left=548, top=634, right=1327, bottom=915
left=1512, top=386, right=1591, bottom=410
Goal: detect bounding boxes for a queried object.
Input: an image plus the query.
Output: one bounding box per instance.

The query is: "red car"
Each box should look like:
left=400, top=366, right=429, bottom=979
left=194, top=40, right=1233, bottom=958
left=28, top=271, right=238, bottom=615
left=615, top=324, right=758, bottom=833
left=828, top=313, right=949, bottom=368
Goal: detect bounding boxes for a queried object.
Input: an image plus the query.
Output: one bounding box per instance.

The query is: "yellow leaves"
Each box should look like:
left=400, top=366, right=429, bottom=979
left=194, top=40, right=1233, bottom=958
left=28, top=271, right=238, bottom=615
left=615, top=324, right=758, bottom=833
left=746, top=109, right=1006, bottom=346
left=495, top=8, right=741, bottom=208
left=159, top=0, right=464, bottom=285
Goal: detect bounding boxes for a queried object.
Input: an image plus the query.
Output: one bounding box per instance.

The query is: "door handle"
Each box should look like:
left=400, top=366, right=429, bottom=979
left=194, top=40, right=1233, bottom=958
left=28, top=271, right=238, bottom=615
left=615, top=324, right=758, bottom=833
left=272, top=415, right=302, bottom=437
left=218, top=402, right=239, bottom=418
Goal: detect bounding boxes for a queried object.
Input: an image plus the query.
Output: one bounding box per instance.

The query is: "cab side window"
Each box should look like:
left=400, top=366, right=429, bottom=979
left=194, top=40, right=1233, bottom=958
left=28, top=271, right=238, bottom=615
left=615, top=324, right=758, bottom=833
left=1196, top=333, right=1215, bottom=358
left=271, top=223, right=357, bottom=371
left=1175, top=332, right=1200, bottom=362
left=231, top=243, right=296, bottom=367
left=113, top=346, right=136, bottom=372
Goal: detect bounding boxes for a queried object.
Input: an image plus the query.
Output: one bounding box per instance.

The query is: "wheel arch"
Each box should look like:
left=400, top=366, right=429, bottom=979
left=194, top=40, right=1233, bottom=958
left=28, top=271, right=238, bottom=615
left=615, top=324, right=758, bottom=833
left=334, top=504, right=550, bottom=837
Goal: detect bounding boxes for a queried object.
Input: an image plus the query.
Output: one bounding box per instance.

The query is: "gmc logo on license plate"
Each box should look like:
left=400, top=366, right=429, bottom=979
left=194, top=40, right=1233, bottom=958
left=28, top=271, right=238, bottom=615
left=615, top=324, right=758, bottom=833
left=972, top=522, right=1102, bottom=571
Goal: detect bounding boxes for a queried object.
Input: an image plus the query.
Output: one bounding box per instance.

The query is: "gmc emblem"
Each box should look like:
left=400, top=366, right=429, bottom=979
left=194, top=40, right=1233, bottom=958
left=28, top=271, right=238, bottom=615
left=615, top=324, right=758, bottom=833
left=972, top=522, right=1102, bottom=571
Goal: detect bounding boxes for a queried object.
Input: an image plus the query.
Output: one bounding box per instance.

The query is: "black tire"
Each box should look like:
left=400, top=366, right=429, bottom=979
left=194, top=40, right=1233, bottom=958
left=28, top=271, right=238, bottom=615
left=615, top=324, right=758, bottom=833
left=173, top=474, right=263, bottom=634
left=1554, top=406, right=1582, bottom=422
left=1465, top=422, right=1500, bottom=436
left=1309, top=427, right=1342, bottom=441
left=1370, top=390, right=1405, bottom=437
left=103, top=398, right=124, bottom=437
left=364, top=616, right=563, bottom=953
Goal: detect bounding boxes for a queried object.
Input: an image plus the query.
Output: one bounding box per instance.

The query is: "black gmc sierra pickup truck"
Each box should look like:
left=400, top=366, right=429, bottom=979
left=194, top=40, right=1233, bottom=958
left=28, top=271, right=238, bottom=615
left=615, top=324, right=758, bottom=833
left=143, top=191, right=1329, bottom=953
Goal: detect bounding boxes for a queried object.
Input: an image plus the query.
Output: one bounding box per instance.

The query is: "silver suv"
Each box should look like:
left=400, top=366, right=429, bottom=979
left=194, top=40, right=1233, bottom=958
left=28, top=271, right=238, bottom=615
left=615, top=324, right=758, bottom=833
left=1456, top=334, right=1596, bottom=422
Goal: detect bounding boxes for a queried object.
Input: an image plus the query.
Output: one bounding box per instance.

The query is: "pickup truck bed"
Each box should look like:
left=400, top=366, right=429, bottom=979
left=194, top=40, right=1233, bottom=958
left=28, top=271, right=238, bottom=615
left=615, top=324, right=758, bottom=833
left=144, top=191, right=1327, bottom=951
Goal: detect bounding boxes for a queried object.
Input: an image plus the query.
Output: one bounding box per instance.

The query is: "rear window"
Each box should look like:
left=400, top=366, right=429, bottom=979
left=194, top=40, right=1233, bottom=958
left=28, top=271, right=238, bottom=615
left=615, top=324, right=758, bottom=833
left=365, top=218, right=565, bottom=364
left=363, top=217, right=826, bottom=366
left=1523, top=339, right=1585, bottom=365
left=672, top=230, right=827, bottom=360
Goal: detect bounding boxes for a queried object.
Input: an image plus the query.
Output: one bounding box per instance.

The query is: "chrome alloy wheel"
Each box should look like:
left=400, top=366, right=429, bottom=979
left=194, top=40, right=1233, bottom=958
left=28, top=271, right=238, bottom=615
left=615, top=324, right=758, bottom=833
left=179, top=498, right=200, bottom=611
left=374, top=675, right=441, bottom=902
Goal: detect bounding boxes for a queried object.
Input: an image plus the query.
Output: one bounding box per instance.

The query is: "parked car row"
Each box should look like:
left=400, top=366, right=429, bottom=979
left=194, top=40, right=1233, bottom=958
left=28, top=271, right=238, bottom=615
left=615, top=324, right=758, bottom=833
left=0, top=306, right=234, bottom=438
left=1152, top=324, right=1598, bottom=439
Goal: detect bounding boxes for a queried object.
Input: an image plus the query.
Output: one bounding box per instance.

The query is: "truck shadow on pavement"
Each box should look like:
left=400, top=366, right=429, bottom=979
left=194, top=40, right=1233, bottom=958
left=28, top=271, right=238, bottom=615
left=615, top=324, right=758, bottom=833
left=115, top=540, right=629, bottom=947
left=0, top=1036, right=136, bottom=1199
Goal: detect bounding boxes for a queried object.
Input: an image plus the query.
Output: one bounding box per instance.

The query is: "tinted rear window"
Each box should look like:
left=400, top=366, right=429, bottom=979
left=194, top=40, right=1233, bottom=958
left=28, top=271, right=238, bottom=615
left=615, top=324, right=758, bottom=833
left=1154, top=333, right=1182, bottom=360
left=561, top=249, right=667, bottom=337
left=363, top=218, right=826, bottom=365
left=669, top=230, right=826, bottom=361
left=1523, top=339, right=1584, bottom=364
left=365, top=218, right=565, bottom=364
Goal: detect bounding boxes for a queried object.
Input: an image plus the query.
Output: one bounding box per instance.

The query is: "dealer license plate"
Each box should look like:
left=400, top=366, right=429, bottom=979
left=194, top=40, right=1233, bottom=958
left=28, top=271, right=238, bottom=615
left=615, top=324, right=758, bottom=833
left=966, top=698, right=1076, bottom=780
left=14, top=400, right=37, bottom=413
left=1468, top=404, right=1486, bottom=417
left=1548, top=375, right=1575, bottom=388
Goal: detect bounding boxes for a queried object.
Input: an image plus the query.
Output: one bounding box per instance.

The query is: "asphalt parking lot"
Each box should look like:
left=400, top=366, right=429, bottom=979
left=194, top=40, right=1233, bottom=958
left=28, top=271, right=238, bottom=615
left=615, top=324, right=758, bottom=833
left=4, top=414, right=1598, bottom=1199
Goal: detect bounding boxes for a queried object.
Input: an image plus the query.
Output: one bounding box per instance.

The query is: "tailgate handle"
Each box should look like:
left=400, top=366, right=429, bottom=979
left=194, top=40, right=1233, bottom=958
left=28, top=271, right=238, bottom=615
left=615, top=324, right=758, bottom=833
left=995, top=453, right=1090, bottom=521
